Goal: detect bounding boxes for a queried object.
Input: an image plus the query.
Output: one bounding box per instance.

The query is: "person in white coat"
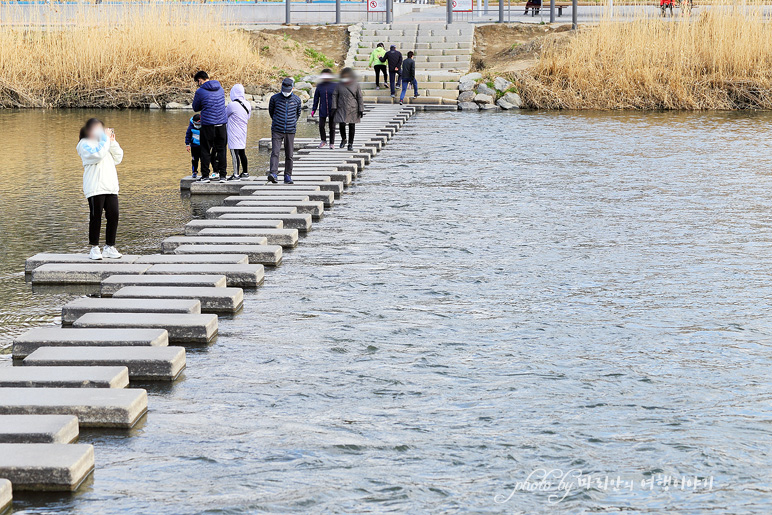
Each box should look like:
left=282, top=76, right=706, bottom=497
left=76, top=118, right=124, bottom=260
left=225, top=83, right=251, bottom=181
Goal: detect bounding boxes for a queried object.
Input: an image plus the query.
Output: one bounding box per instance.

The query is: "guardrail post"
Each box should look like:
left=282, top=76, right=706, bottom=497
left=550, top=0, right=555, bottom=22
left=285, top=0, right=291, bottom=24
left=498, top=0, right=503, bottom=21
left=572, top=0, right=577, bottom=29
left=336, top=0, right=341, bottom=23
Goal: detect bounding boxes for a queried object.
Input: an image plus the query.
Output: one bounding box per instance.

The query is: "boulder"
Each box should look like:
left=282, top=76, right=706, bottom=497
left=457, top=90, right=475, bottom=102
left=166, top=102, right=185, bottom=109
left=295, top=81, right=312, bottom=91
left=458, top=80, right=476, bottom=92
left=473, top=93, right=494, bottom=104
left=476, top=83, right=497, bottom=97
left=458, top=102, right=480, bottom=111
left=497, top=98, right=515, bottom=110
left=460, top=72, right=482, bottom=82
left=493, top=76, right=512, bottom=92
left=148, top=103, right=160, bottom=110
left=298, top=91, right=311, bottom=102
left=479, top=103, right=500, bottom=110
left=502, top=92, right=523, bottom=108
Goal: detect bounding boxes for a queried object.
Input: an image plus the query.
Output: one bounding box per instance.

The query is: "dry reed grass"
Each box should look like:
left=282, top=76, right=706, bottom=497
left=515, top=2, right=772, bottom=109
left=0, top=4, right=269, bottom=108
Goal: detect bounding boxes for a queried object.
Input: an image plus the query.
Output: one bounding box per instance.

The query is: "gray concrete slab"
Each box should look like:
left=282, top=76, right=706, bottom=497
left=0, top=366, right=129, bottom=388
left=173, top=244, right=282, bottom=266
left=0, top=415, right=79, bottom=444
left=101, top=274, right=227, bottom=296
left=134, top=254, right=249, bottom=265
left=243, top=189, right=334, bottom=207
left=0, top=388, right=148, bottom=428
left=234, top=200, right=324, bottom=219
left=112, top=286, right=243, bottom=314
left=272, top=170, right=352, bottom=183
left=72, top=313, right=218, bottom=344
left=251, top=175, right=331, bottom=183
left=24, top=347, right=186, bottom=382
left=12, top=328, right=169, bottom=360
left=25, top=253, right=140, bottom=272
left=0, top=443, right=94, bottom=491
left=222, top=195, right=309, bottom=205
left=195, top=228, right=298, bottom=248
left=161, top=236, right=268, bottom=252
left=214, top=213, right=312, bottom=232
left=30, top=264, right=151, bottom=284
left=62, top=298, right=201, bottom=324
left=0, top=478, right=9, bottom=512
left=185, top=220, right=284, bottom=235
left=208, top=205, right=298, bottom=214
left=144, top=264, right=265, bottom=288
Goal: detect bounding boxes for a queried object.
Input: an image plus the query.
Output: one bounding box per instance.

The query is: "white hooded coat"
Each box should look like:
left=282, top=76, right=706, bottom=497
left=226, top=84, right=252, bottom=150
left=77, top=132, right=124, bottom=198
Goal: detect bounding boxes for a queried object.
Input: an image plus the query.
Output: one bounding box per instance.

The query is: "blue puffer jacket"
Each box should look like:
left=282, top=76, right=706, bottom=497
left=268, top=93, right=302, bottom=134
left=192, top=80, right=227, bottom=125
left=312, top=82, right=336, bottom=118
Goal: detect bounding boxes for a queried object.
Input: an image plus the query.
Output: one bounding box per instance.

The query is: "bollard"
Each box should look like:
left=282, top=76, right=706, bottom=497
left=498, top=0, right=504, bottom=21
left=447, top=0, right=453, bottom=23
left=285, top=0, right=291, bottom=24
left=335, top=0, right=341, bottom=24
left=572, top=0, right=577, bottom=29
left=550, top=0, right=555, bottom=22
left=386, top=0, right=393, bottom=24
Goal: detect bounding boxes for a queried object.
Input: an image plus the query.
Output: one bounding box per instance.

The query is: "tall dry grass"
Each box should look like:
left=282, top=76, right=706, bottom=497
left=0, top=4, right=269, bottom=108
left=516, top=2, right=772, bottom=109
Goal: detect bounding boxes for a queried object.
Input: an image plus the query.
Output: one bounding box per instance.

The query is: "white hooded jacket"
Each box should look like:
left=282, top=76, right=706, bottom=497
left=77, top=132, right=123, bottom=198
left=226, top=84, right=251, bottom=150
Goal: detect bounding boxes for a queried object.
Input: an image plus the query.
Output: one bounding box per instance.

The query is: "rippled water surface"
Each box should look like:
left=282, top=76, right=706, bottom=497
left=1, top=109, right=772, bottom=514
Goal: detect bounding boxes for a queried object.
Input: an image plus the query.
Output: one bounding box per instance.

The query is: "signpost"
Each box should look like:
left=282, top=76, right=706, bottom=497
left=367, top=0, right=386, bottom=12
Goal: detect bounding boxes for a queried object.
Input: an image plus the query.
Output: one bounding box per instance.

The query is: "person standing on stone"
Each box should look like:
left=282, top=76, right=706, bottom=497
left=379, top=44, right=403, bottom=98
left=268, top=78, right=302, bottom=185
left=331, top=68, right=364, bottom=152
left=368, top=43, right=387, bottom=90
left=77, top=118, right=124, bottom=261
left=312, top=69, right=337, bottom=149
left=399, top=51, right=420, bottom=105
left=225, top=83, right=251, bottom=181
left=191, top=71, right=228, bottom=183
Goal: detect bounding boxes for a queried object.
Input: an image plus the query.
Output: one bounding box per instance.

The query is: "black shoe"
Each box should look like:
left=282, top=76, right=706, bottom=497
left=347, top=145, right=353, bottom=151
left=339, top=140, right=347, bottom=149
left=241, top=171, right=249, bottom=178
left=227, top=174, right=240, bottom=181
left=267, top=173, right=278, bottom=184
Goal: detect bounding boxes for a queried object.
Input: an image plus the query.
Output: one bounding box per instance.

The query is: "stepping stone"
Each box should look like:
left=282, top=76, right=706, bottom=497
left=0, top=479, right=9, bottom=512
left=0, top=443, right=94, bottom=491
left=113, top=286, right=243, bottom=314
left=252, top=175, right=331, bottom=183
left=185, top=220, right=284, bottom=234
left=24, top=347, right=186, bottom=382
left=73, top=313, right=218, bottom=344
left=145, top=264, right=264, bottom=288
left=25, top=253, right=140, bottom=272
left=135, top=254, right=248, bottom=265
left=239, top=186, right=334, bottom=206
left=234, top=200, right=324, bottom=219
left=0, top=388, right=148, bottom=428
left=12, top=328, right=169, bottom=360
left=0, top=415, right=79, bottom=443
left=208, top=205, right=298, bottom=215
left=173, top=244, right=282, bottom=266
left=195, top=228, right=298, bottom=247
left=222, top=195, right=310, bottom=205
left=101, top=274, right=227, bottom=296
left=62, top=298, right=201, bottom=324
left=30, top=264, right=151, bottom=284
left=0, top=366, right=129, bottom=388
left=214, top=213, right=312, bottom=232
left=275, top=170, right=352, bottom=183
left=161, top=236, right=268, bottom=253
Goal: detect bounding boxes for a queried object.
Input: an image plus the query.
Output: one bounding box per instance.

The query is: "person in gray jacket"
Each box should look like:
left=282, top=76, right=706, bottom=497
left=331, top=68, right=364, bottom=152
left=399, top=51, right=420, bottom=105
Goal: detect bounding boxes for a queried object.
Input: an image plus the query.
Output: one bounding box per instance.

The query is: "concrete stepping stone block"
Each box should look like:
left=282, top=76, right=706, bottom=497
left=195, top=228, right=298, bottom=247
left=185, top=220, right=283, bottom=234
left=30, top=264, right=151, bottom=284
left=24, top=347, right=186, bottom=382
left=25, top=253, right=140, bottom=272
left=239, top=187, right=334, bottom=206
left=145, top=264, right=264, bottom=288
left=161, top=236, right=268, bottom=252
left=0, top=366, right=129, bottom=388
left=0, top=479, right=9, bottom=512
left=235, top=200, right=324, bottom=218
left=0, top=388, right=148, bottom=428
left=214, top=213, right=312, bottom=232
left=173, top=244, right=282, bottom=266
left=0, top=415, right=79, bottom=444
left=0, top=443, right=94, bottom=491
left=251, top=175, right=331, bottom=183
left=222, top=195, right=310, bottom=205
left=62, top=298, right=201, bottom=324
left=112, top=286, right=243, bottom=314
left=275, top=170, right=352, bottom=183
left=12, top=328, right=169, bottom=360
left=135, top=254, right=248, bottom=265
left=101, top=274, right=227, bottom=296
left=72, top=313, right=218, bottom=344
left=209, top=205, right=298, bottom=215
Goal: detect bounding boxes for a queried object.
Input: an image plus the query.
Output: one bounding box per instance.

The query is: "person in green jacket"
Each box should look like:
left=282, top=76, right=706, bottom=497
left=368, top=43, right=387, bottom=90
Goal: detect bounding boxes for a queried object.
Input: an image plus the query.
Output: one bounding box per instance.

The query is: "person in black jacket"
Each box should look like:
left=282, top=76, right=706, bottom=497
left=399, top=51, right=420, bottom=105
left=379, top=45, right=403, bottom=98
left=268, top=78, right=302, bottom=184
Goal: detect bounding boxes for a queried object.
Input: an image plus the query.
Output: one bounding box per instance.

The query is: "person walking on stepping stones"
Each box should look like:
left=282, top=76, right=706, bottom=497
left=312, top=69, right=337, bottom=150
left=331, top=68, right=364, bottom=152
left=192, top=71, right=228, bottom=183
left=400, top=51, right=420, bottom=105
left=268, top=77, right=302, bottom=185
left=77, top=118, right=124, bottom=261
left=379, top=44, right=403, bottom=98
left=368, top=43, right=387, bottom=90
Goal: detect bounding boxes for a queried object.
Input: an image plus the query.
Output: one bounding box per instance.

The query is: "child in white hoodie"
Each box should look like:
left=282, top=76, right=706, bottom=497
left=76, top=118, right=124, bottom=260
left=225, top=83, right=251, bottom=181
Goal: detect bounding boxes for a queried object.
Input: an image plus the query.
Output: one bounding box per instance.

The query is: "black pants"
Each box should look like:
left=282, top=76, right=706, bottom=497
left=230, top=148, right=248, bottom=176
left=88, top=194, right=119, bottom=247
left=374, top=65, right=387, bottom=87
left=339, top=123, right=355, bottom=147
left=200, top=124, right=227, bottom=178
left=319, top=116, right=335, bottom=145
left=191, top=145, right=201, bottom=175
left=389, top=70, right=400, bottom=95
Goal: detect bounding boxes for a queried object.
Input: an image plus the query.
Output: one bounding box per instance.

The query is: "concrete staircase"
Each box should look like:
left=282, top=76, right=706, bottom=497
left=352, top=23, right=474, bottom=105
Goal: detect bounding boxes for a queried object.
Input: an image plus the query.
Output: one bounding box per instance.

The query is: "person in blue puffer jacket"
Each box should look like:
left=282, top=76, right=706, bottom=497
left=312, top=69, right=337, bottom=149
left=267, top=77, right=302, bottom=184
left=191, top=71, right=228, bottom=182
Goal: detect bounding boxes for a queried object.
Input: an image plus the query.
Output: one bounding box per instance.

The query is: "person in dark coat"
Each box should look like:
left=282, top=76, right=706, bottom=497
left=311, top=69, right=337, bottom=149
left=379, top=45, right=403, bottom=97
left=399, top=51, right=420, bottom=104
left=191, top=71, right=228, bottom=182
left=331, top=68, right=364, bottom=152
left=268, top=77, right=302, bottom=184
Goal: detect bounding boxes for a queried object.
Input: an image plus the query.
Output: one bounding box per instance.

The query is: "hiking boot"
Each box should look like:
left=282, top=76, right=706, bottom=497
left=89, top=246, right=102, bottom=261
left=267, top=173, right=278, bottom=184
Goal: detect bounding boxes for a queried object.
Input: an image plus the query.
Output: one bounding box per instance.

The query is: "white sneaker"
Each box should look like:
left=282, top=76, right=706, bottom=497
left=102, top=245, right=122, bottom=259
left=89, top=246, right=103, bottom=260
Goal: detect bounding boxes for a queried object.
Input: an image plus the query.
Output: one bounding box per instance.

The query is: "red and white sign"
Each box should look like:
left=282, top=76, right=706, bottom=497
left=368, top=0, right=387, bottom=12
left=452, top=0, right=472, bottom=11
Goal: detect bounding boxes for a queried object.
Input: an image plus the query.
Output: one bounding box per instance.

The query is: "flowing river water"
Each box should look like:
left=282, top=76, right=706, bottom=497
left=1, top=109, right=771, bottom=514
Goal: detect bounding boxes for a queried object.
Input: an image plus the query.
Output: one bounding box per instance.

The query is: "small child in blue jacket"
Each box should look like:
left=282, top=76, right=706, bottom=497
left=185, top=113, right=202, bottom=179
